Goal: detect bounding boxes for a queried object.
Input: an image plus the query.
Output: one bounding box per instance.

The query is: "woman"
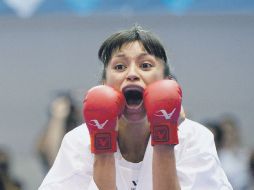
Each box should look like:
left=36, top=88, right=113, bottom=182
left=39, top=25, right=232, bottom=190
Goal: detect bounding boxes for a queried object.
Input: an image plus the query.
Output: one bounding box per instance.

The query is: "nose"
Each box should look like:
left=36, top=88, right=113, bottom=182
left=126, top=64, right=140, bottom=81
left=127, top=74, right=139, bottom=81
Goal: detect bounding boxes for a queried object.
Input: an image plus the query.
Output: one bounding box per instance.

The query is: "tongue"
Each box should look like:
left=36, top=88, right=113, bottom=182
left=125, top=100, right=143, bottom=110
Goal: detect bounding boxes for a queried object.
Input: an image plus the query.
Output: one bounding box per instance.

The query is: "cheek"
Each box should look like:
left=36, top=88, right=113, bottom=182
left=104, top=70, right=122, bottom=89
left=143, top=70, right=164, bottom=84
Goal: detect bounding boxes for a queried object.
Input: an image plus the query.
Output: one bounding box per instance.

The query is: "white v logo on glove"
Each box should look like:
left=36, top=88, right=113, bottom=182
left=154, top=108, right=176, bottom=120
left=89, top=120, right=108, bottom=129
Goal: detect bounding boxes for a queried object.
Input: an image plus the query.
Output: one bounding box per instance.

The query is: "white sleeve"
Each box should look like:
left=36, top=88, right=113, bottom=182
left=39, top=124, right=98, bottom=190
left=87, top=178, right=100, bottom=190
left=176, top=121, right=233, bottom=190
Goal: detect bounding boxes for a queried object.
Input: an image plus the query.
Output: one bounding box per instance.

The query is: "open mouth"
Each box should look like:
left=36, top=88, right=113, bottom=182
left=122, top=85, right=144, bottom=108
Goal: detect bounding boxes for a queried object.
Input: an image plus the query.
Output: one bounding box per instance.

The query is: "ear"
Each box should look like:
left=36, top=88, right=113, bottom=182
left=165, top=75, right=173, bottom=80
left=167, top=74, right=178, bottom=82
left=166, top=75, right=173, bottom=80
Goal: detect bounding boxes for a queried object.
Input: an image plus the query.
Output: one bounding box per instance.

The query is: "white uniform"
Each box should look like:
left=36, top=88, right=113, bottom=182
left=39, top=119, right=233, bottom=190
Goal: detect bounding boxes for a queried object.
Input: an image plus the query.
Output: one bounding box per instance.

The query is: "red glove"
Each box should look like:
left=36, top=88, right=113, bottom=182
left=83, top=85, right=125, bottom=154
left=143, top=79, right=182, bottom=146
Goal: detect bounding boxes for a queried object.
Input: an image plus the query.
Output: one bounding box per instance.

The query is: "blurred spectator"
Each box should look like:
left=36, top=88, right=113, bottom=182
left=203, top=115, right=252, bottom=190
left=36, top=92, right=82, bottom=173
left=250, top=151, right=254, bottom=178
left=0, top=148, right=22, bottom=190
left=218, top=114, right=250, bottom=190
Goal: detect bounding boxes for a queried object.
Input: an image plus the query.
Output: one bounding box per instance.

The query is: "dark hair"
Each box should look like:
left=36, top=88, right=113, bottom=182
left=250, top=151, right=254, bottom=177
left=98, top=25, right=170, bottom=80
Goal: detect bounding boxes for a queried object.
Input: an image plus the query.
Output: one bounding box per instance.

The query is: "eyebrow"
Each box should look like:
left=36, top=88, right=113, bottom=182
left=113, top=52, right=151, bottom=58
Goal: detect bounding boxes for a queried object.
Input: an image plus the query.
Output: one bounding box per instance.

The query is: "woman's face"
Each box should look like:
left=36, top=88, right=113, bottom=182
left=105, top=41, right=165, bottom=122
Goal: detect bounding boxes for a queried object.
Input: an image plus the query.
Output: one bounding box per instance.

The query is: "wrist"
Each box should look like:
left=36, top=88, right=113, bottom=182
left=153, top=145, right=176, bottom=163
left=94, top=153, right=115, bottom=162
left=93, top=153, right=116, bottom=190
left=153, top=144, right=175, bottom=153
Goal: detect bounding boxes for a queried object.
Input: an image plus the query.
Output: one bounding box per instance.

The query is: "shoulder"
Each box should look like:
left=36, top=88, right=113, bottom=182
left=179, top=118, right=214, bottom=143
left=64, top=123, right=89, bottom=140
left=176, top=119, right=233, bottom=189
left=62, top=123, right=90, bottom=147
left=59, top=123, right=92, bottom=166
left=176, top=118, right=217, bottom=158
left=39, top=123, right=93, bottom=188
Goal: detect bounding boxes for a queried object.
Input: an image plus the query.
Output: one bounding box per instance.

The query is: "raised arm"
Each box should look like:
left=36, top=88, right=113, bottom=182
left=144, top=79, right=182, bottom=190
left=83, top=85, right=125, bottom=190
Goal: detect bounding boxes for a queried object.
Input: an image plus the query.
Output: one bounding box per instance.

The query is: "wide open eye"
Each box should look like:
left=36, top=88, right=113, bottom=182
left=114, top=64, right=126, bottom=71
left=140, top=62, right=153, bottom=70
left=124, top=90, right=143, bottom=105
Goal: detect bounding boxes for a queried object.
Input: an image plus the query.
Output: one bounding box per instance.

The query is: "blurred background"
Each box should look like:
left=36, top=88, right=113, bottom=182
left=0, top=0, right=254, bottom=189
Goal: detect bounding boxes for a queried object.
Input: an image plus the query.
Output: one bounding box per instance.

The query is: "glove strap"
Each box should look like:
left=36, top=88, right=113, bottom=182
left=90, top=130, right=117, bottom=154
left=151, top=123, right=178, bottom=146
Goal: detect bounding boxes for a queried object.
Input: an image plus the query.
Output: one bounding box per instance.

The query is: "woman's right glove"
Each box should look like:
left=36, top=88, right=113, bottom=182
left=83, top=85, right=125, bottom=154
